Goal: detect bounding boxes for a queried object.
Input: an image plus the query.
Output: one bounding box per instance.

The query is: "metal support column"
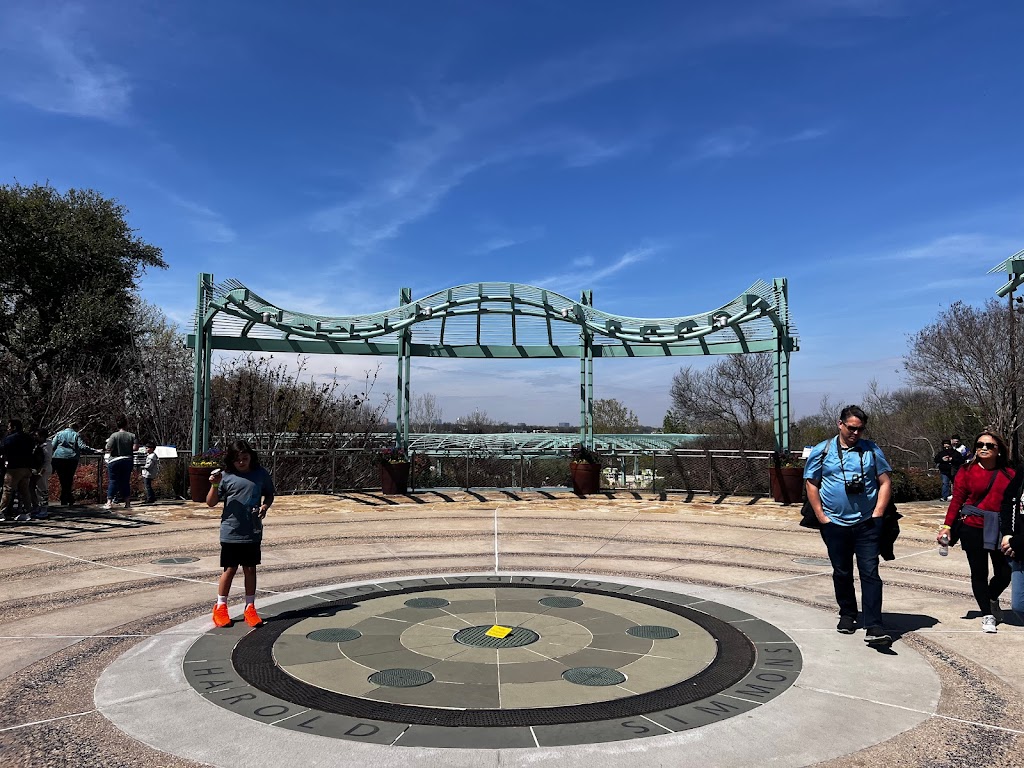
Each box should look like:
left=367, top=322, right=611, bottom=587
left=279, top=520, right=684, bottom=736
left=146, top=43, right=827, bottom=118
left=395, top=287, right=412, bottom=448
left=191, top=273, right=213, bottom=456
left=771, top=278, right=792, bottom=455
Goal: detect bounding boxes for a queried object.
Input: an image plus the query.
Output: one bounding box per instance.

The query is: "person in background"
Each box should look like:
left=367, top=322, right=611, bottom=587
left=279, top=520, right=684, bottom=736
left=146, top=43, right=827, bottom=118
left=1, top=420, right=37, bottom=521
left=951, top=435, right=969, bottom=459
left=51, top=422, right=100, bottom=506
left=934, top=439, right=964, bottom=502
left=999, top=471, right=1024, bottom=614
left=104, top=415, right=138, bottom=511
left=938, top=430, right=1014, bottom=634
left=804, top=405, right=894, bottom=646
left=29, top=428, right=53, bottom=519
left=141, top=442, right=159, bottom=504
left=206, top=440, right=275, bottom=628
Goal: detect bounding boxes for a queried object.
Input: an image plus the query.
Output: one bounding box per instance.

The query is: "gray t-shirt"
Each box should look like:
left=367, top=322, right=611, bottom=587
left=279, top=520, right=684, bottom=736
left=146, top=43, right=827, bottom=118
left=105, top=430, right=137, bottom=463
left=218, top=467, right=275, bottom=544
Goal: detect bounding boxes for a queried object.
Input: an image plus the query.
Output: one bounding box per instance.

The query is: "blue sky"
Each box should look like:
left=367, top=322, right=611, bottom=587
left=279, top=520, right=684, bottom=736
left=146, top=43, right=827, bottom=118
left=2, top=1, right=1022, bottom=426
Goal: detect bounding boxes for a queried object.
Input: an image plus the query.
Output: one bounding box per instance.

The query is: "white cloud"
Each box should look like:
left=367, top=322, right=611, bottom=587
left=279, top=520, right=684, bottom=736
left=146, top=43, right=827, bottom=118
left=870, top=233, right=1020, bottom=264
left=530, top=244, right=662, bottom=292
left=0, top=4, right=131, bottom=121
left=165, top=194, right=237, bottom=244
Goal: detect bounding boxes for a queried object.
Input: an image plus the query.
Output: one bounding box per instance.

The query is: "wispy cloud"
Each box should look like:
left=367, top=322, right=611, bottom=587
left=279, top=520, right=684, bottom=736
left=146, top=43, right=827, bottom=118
left=308, top=41, right=657, bottom=253
left=686, top=124, right=830, bottom=164
left=530, top=244, right=662, bottom=291
left=0, top=4, right=131, bottom=121
left=165, top=194, right=237, bottom=244
left=471, top=225, right=545, bottom=256
left=868, top=233, right=1020, bottom=263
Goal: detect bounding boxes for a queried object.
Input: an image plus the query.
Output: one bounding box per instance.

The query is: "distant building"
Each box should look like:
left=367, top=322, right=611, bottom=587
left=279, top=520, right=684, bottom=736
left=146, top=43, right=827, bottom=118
left=558, top=422, right=570, bottom=428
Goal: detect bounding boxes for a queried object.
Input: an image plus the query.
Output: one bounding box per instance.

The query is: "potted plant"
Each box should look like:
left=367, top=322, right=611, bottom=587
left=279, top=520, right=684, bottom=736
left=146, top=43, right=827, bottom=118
left=569, top=444, right=602, bottom=495
left=376, top=445, right=411, bottom=495
left=769, top=451, right=805, bottom=505
left=188, top=448, right=224, bottom=503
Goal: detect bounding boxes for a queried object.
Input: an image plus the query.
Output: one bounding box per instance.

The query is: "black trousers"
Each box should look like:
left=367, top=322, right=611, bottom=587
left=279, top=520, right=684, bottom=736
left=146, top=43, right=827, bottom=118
left=51, top=457, right=79, bottom=505
left=959, top=525, right=1011, bottom=614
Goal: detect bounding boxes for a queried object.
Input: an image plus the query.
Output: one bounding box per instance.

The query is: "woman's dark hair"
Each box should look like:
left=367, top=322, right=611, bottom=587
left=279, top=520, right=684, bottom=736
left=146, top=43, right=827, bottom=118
left=115, top=414, right=128, bottom=430
left=967, top=429, right=1009, bottom=469
left=225, top=440, right=260, bottom=474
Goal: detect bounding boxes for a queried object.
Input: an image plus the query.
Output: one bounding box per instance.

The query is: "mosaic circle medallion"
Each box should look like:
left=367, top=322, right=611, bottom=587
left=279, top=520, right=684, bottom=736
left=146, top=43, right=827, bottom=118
left=183, top=575, right=802, bottom=748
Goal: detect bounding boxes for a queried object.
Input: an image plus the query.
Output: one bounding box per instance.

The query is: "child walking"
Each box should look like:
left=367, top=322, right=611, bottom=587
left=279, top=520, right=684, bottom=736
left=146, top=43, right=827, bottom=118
left=205, top=440, right=275, bottom=628
left=141, top=442, right=160, bottom=503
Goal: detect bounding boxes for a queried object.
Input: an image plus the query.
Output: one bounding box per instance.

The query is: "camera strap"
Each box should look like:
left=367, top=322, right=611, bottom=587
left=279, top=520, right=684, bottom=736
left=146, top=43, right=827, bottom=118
left=834, top=436, right=865, bottom=484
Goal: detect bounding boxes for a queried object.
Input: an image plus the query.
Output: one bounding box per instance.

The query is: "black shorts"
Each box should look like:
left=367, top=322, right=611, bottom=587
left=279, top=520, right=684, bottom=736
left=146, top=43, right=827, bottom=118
left=220, top=542, right=261, bottom=568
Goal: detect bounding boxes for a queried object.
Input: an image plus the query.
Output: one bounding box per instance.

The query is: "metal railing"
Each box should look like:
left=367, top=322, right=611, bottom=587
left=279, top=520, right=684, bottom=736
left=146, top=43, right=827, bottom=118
left=155, top=447, right=776, bottom=497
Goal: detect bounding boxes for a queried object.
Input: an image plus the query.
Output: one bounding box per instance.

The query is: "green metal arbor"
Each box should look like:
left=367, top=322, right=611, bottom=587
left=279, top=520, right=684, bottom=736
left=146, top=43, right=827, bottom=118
left=187, top=274, right=799, bottom=455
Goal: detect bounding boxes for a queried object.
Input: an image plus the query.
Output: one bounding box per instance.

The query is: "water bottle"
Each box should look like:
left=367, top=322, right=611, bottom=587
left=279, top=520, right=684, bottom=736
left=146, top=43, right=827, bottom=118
left=938, top=532, right=949, bottom=556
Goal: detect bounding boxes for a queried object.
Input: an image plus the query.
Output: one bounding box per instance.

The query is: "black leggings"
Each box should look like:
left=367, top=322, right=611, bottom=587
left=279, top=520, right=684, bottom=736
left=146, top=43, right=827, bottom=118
left=959, top=525, right=1011, bottom=614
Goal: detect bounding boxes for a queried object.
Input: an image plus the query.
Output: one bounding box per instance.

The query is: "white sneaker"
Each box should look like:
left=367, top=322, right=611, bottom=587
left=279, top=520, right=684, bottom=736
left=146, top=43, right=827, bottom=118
left=981, top=615, right=997, bottom=634
left=14, top=513, right=30, bottom=521
left=990, top=599, right=1004, bottom=623
left=103, top=501, right=113, bottom=510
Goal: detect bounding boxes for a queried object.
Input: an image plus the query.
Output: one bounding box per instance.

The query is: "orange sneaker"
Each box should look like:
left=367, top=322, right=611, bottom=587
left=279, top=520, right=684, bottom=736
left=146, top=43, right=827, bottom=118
left=212, top=603, right=232, bottom=628
left=243, top=604, right=264, bottom=627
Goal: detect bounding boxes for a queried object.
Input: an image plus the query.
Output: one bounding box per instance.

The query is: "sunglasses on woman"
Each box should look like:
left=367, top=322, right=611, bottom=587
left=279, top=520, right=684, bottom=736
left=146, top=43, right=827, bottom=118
left=975, top=442, right=998, bottom=451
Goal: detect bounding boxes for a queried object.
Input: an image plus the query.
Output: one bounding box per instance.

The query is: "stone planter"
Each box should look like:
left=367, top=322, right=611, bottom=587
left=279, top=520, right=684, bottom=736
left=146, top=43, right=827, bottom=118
left=380, top=462, right=411, bottom=495
left=769, top=466, right=805, bottom=505
left=188, top=466, right=213, bottom=503
left=570, top=461, right=601, bottom=495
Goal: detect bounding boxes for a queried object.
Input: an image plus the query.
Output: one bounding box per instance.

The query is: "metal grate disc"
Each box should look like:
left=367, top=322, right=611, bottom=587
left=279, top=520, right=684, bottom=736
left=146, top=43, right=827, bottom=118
left=306, top=628, right=362, bottom=643
left=562, top=667, right=627, bottom=686
left=368, top=668, right=434, bottom=688
left=627, top=625, right=679, bottom=640
left=453, top=625, right=539, bottom=649
left=538, top=596, right=584, bottom=608
left=404, top=597, right=450, bottom=608
left=152, top=557, right=199, bottom=564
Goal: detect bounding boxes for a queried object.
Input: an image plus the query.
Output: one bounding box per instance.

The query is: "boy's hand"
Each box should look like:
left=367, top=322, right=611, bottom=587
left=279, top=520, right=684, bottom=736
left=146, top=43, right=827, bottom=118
left=209, top=469, right=223, bottom=484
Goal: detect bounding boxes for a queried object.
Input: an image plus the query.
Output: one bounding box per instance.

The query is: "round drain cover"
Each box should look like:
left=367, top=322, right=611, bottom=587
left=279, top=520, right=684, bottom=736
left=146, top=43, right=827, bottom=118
left=562, top=667, right=626, bottom=686
left=404, top=597, right=450, bottom=608
left=627, top=625, right=679, bottom=639
left=538, top=596, right=583, bottom=608
left=368, top=668, right=434, bottom=688
left=453, top=625, right=539, bottom=649
left=306, top=628, right=361, bottom=643
left=151, top=557, right=199, bottom=564
left=793, top=557, right=832, bottom=567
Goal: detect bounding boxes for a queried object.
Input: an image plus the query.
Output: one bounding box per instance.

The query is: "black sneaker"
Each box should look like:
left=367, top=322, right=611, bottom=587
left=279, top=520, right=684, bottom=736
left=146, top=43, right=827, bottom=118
left=865, top=626, right=892, bottom=646
left=837, top=616, right=856, bottom=634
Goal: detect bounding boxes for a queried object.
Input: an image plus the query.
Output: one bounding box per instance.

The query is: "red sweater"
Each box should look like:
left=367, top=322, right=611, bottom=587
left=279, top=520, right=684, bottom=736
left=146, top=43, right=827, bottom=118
left=944, top=463, right=1015, bottom=528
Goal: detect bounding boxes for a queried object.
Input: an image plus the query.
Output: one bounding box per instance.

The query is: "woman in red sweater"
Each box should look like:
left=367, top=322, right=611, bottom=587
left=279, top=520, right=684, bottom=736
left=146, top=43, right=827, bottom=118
left=938, top=430, right=1014, bottom=633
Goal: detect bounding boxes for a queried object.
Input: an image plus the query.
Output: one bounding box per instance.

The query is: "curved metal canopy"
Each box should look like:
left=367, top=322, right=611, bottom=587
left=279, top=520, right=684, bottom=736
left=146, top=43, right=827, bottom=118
left=189, top=275, right=798, bottom=458
left=193, top=278, right=798, bottom=358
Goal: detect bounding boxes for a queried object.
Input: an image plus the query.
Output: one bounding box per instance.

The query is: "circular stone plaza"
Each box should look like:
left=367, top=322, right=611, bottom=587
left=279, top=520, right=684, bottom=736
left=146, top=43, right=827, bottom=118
left=1, top=491, right=1023, bottom=767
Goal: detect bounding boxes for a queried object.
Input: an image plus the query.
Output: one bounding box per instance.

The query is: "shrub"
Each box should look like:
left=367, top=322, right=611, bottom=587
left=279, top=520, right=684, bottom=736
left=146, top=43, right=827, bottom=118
left=889, top=467, right=942, bottom=502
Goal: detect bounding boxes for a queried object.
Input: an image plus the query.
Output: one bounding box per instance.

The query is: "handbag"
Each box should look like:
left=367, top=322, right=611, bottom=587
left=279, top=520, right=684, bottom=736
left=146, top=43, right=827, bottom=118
left=949, top=467, right=1003, bottom=547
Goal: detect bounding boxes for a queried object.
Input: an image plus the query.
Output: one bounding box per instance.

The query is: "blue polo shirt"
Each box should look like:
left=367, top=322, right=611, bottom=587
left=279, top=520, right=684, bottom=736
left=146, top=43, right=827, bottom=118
left=804, top=437, right=891, bottom=525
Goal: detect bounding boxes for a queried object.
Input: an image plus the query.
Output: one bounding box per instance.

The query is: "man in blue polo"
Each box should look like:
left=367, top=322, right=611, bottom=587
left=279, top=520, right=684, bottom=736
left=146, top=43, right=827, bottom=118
left=804, top=405, right=893, bottom=646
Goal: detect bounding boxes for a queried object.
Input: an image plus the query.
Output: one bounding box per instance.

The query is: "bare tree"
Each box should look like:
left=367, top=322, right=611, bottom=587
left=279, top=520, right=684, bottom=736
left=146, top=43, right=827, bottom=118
left=905, top=299, right=1022, bottom=451
left=593, top=398, right=640, bottom=433
left=411, top=392, right=443, bottom=432
left=459, top=408, right=495, bottom=433
left=669, top=353, right=773, bottom=448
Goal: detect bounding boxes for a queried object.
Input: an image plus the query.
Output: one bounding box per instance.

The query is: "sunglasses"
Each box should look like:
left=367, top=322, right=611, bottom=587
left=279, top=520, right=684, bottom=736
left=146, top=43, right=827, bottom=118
left=975, top=442, right=998, bottom=451
left=841, top=423, right=865, bottom=433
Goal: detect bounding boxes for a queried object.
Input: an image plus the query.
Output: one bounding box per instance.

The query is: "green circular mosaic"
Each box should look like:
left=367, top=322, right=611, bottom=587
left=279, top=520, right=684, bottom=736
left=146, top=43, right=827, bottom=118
left=562, top=667, right=627, bottom=686
left=368, top=668, right=434, bottom=688
left=306, top=628, right=362, bottom=643
left=538, top=596, right=584, bottom=608
left=404, top=597, right=450, bottom=608
left=453, top=625, right=540, bottom=649
left=627, top=625, right=680, bottom=639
